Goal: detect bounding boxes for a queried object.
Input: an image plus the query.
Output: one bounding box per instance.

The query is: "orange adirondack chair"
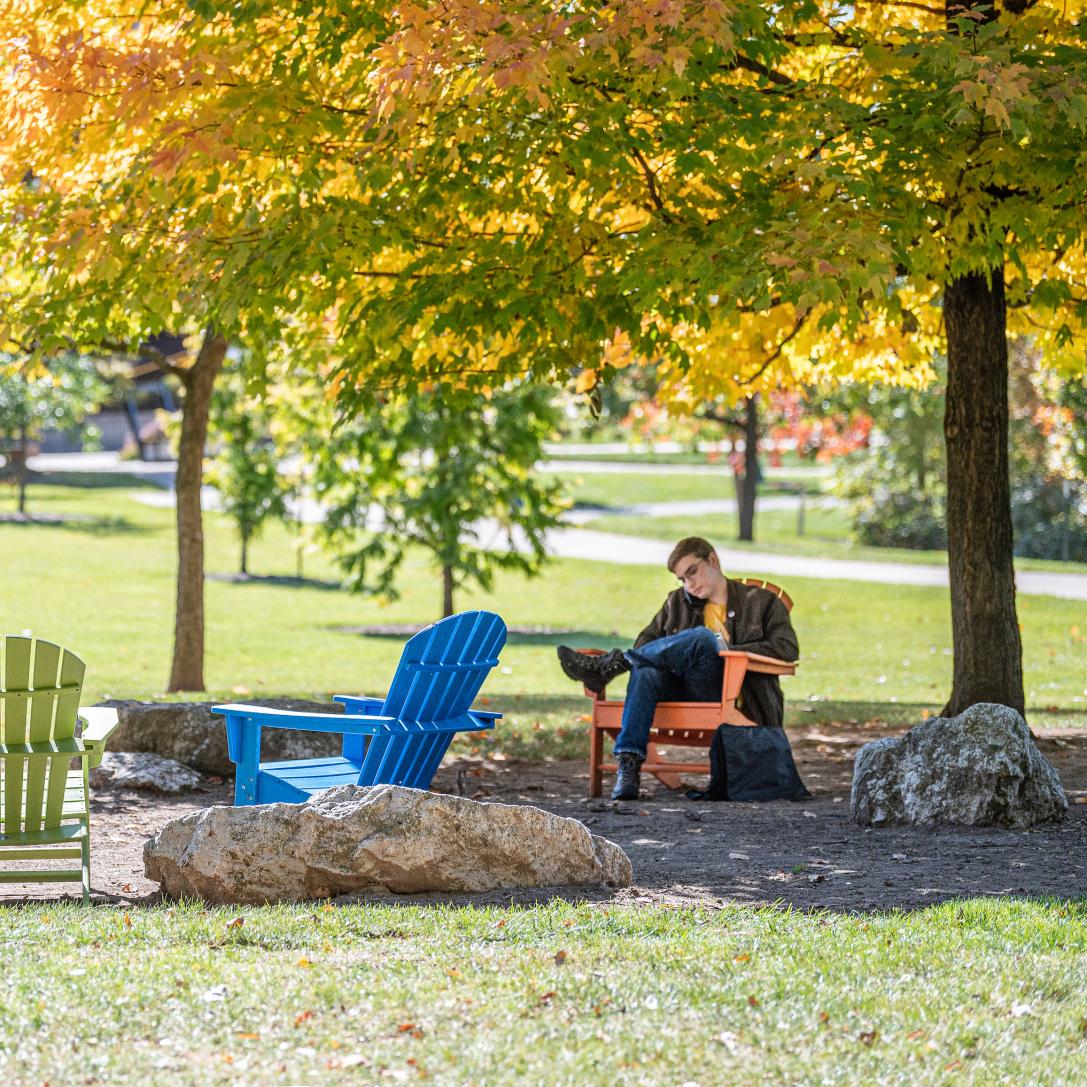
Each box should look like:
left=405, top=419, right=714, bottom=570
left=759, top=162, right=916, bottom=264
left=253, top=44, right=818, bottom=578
left=584, top=579, right=798, bottom=797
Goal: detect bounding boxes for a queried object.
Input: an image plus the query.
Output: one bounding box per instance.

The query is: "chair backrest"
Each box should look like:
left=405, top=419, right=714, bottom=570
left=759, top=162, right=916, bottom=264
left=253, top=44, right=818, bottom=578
left=739, top=578, right=793, bottom=612
left=1, top=636, right=86, bottom=835
left=1, top=636, right=85, bottom=745
left=381, top=611, right=507, bottom=724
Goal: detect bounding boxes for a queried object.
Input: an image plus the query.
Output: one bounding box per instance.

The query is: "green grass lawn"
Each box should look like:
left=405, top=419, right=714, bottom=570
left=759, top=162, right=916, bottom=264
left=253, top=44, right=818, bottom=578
left=1, top=477, right=1085, bottom=738
left=540, top=468, right=829, bottom=505
left=1, top=898, right=1084, bottom=1086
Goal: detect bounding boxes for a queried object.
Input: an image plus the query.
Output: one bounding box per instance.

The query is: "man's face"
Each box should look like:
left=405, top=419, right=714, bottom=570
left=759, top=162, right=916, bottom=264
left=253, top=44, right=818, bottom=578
left=673, top=552, right=720, bottom=599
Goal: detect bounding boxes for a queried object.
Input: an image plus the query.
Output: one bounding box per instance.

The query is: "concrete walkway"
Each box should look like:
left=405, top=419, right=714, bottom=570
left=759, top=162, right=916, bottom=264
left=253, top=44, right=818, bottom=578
left=534, top=526, right=1087, bottom=601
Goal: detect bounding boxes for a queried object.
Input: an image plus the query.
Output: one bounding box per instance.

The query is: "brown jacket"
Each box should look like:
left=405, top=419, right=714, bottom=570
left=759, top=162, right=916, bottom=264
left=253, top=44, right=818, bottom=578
left=634, top=580, right=799, bottom=730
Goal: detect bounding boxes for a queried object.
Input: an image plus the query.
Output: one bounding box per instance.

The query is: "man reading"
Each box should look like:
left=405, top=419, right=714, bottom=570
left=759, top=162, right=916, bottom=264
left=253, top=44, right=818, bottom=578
left=557, top=536, right=802, bottom=801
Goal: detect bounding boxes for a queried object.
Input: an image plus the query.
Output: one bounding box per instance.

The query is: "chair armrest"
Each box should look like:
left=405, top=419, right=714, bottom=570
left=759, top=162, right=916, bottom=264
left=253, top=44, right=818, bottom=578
left=212, top=704, right=397, bottom=734
left=719, top=650, right=798, bottom=676
left=471, top=710, right=502, bottom=722
left=333, top=695, right=385, bottom=714
left=79, top=706, right=120, bottom=769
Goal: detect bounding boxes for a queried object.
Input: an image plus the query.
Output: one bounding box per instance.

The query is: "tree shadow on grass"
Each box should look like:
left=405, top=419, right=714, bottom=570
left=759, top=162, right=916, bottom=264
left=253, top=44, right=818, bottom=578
left=330, top=625, right=622, bottom=647
left=208, top=572, right=344, bottom=592
left=31, top=470, right=167, bottom=490
left=0, top=511, right=150, bottom=536
left=787, top=699, right=1087, bottom=730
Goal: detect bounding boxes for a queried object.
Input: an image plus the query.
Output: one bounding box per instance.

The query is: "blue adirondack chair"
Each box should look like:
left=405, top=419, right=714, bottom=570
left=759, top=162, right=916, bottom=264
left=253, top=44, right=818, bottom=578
left=213, top=610, right=506, bottom=805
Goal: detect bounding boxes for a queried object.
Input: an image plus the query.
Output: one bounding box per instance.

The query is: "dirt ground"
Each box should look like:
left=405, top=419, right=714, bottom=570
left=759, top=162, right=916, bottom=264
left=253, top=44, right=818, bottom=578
left=5, top=722, right=1085, bottom=912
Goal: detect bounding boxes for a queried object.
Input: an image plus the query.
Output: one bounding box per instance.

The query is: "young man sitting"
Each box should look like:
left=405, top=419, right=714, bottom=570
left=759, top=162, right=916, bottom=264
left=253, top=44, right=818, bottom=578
left=557, top=536, right=801, bottom=800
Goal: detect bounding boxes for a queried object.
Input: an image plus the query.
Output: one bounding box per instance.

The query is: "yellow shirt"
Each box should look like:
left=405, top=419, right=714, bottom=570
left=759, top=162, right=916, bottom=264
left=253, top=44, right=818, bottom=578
left=703, top=601, right=729, bottom=642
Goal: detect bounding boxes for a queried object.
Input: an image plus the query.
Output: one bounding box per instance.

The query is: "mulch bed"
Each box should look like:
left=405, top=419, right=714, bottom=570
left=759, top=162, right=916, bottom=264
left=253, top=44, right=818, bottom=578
left=5, top=724, right=1085, bottom=912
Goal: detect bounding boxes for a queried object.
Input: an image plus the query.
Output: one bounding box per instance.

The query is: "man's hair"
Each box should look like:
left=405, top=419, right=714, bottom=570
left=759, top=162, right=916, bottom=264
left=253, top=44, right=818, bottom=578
left=667, top=536, right=717, bottom=573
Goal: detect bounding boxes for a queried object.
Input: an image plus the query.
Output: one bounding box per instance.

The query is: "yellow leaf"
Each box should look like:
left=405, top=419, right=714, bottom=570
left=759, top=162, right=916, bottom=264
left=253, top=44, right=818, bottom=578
left=574, top=369, right=597, bottom=394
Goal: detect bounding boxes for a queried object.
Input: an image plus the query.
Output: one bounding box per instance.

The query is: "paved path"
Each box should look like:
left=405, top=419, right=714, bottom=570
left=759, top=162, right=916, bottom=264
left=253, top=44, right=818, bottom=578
left=533, top=526, right=1087, bottom=601
left=541, top=458, right=831, bottom=478
left=562, top=495, right=841, bottom=525
left=29, top=451, right=1087, bottom=601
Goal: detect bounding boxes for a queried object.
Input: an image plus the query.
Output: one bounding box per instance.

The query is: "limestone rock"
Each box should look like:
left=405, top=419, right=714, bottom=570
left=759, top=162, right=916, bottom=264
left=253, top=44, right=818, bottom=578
left=98, top=698, right=343, bottom=776
left=144, top=784, right=633, bottom=904
left=91, top=751, right=202, bottom=794
left=851, top=703, right=1067, bottom=828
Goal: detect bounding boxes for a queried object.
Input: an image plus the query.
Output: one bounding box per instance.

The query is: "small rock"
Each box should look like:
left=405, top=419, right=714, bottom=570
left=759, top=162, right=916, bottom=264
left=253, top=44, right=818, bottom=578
left=91, top=752, right=201, bottom=794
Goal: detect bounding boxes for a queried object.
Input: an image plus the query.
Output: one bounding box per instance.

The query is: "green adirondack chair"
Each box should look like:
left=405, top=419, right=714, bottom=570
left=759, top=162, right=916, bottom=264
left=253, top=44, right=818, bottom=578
left=0, top=636, right=119, bottom=903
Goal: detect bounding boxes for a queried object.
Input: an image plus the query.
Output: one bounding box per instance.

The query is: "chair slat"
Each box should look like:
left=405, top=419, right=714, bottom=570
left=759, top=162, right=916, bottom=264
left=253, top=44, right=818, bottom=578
left=28, top=640, right=62, bottom=743
left=22, top=757, right=47, bottom=834
left=44, top=757, right=75, bottom=830
left=4, top=637, right=32, bottom=691
left=54, top=648, right=85, bottom=742
left=2, top=636, right=33, bottom=745
left=4, top=755, right=25, bottom=834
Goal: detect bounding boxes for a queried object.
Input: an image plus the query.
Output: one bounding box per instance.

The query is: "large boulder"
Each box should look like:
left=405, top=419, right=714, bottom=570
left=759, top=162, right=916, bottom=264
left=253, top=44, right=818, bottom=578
left=91, top=751, right=202, bottom=794
left=97, top=699, right=343, bottom=776
left=145, top=784, right=632, bottom=904
left=851, top=703, right=1068, bottom=828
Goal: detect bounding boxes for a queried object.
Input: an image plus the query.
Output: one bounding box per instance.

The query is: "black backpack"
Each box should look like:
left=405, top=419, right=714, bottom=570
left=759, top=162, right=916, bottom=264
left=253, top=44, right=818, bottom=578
left=690, top=725, right=810, bottom=802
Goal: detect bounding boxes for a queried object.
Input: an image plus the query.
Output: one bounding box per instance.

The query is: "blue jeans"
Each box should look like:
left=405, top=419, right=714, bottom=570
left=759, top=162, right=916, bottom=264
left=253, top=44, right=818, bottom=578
left=613, top=627, right=724, bottom=758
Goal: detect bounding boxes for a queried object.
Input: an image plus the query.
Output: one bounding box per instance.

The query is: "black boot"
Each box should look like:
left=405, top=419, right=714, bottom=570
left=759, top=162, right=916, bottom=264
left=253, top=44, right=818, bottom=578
left=556, top=646, right=630, bottom=694
left=611, top=752, right=643, bottom=801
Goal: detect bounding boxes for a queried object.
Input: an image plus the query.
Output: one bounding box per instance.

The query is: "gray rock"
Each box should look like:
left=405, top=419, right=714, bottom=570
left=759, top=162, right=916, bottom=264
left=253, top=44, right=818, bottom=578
left=91, top=751, right=202, bottom=794
left=97, top=698, right=343, bottom=776
left=144, top=784, right=633, bottom=904
left=851, top=703, right=1068, bottom=828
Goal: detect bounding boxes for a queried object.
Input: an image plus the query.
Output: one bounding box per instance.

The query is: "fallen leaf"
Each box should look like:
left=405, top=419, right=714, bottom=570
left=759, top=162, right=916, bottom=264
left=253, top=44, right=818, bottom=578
left=539, top=991, right=557, bottom=1005
left=747, top=995, right=760, bottom=1007
left=858, top=1030, right=878, bottom=1046
left=236, top=1032, right=260, bottom=1041
left=907, top=1029, right=925, bottom=1040
left=818, top=1011, right=830, bottom=1024
left=295, top=1011, right=314, bottom=1027
left=226, top=917, right=244, bottom=930
left=733, top=953, right=750, bottom=963
left=397, top=1023, right=416, bottom=1033
left=554, top=950, right=568, bottom=965
left=296, top=957, right=312, bottom=968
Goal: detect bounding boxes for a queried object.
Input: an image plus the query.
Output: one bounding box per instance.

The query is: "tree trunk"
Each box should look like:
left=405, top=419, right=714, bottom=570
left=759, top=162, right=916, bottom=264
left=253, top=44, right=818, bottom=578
left=168, top=329, right=227, bottom=692
left=16, top=420, right=27, bottom=514
left=442, top=563, right=454, bottom=618
left=737, top=395, right=760, bottom=542
left=941, top=271, right=1024, bottom=716
left=240, top=530, right=249, bottom=577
